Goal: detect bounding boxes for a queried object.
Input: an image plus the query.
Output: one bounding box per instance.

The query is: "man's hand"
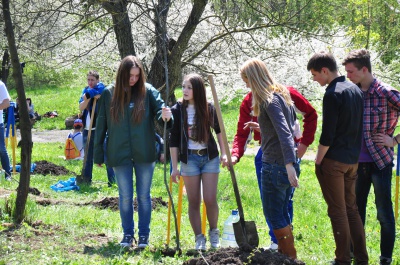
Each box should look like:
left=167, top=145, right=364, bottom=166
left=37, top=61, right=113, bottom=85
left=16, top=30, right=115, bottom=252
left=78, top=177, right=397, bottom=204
left=372, top=133, right=395, bottom=147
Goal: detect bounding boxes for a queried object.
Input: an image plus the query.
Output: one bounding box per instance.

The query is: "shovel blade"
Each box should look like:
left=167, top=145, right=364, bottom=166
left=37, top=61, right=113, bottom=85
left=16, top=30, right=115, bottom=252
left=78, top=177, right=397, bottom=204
left=233, top=220, right=259, bottom=248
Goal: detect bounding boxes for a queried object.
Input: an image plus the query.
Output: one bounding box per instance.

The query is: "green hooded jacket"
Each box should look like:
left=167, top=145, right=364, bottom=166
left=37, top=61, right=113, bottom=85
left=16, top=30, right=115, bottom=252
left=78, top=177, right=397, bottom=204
left=93, top=83, right=173, bottom=167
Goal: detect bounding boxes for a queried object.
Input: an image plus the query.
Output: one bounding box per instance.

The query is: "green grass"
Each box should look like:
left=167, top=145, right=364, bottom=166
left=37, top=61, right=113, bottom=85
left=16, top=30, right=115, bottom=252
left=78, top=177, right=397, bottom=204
left=1, top=86, right=400, bottom=264
left=9, top=84, right=84, bottom=130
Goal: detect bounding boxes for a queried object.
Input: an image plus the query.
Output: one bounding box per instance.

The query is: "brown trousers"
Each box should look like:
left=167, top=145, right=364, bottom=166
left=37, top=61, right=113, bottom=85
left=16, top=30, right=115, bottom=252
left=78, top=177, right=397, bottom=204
left=315, top=158, right=368, bottom=265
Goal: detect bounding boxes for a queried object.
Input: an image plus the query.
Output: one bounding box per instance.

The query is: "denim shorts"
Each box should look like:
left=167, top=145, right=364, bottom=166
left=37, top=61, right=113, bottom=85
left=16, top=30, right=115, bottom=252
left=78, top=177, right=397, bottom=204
left=181, top=154, right=220, bottom=176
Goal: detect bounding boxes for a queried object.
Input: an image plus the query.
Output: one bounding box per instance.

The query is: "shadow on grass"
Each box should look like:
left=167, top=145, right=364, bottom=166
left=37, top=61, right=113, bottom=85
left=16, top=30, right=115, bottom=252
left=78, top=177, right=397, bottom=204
left=77, top=184, right=102, bottom=193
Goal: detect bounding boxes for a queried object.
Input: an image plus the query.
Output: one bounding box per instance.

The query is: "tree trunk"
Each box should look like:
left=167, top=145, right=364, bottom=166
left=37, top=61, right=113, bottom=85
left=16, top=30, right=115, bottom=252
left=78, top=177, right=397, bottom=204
left=148, top=0, right=208, bottom=138
left=2, top=0, right=33, bottom=224
left=101, top=0, right=136, bottom=58
left=148, top=0, right=208, bottom=104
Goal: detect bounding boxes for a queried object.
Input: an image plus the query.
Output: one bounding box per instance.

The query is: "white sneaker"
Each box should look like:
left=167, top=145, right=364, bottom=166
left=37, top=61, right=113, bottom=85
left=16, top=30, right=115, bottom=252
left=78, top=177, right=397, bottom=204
left=208, top=228, right=220, bottom=248
left=195, top=234, right=206, bottom=251
left=265, top=241, right=278, bottom=251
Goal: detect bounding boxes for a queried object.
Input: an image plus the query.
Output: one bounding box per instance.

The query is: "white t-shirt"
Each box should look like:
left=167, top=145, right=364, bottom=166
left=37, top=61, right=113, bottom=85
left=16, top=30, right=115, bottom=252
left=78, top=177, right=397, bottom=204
left=0, top=81, right=11, bottom=124
left=68, top=131, right=84, bottom=159
left=85, top=111, right=95, bottom=130
left=187, top=104, right=207, bottom=150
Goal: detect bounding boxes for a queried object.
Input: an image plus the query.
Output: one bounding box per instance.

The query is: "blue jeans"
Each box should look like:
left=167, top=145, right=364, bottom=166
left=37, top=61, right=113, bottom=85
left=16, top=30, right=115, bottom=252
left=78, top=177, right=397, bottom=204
left=0, top=123, right=11, bottom=177
left=114, top=161, right=155, bottom=237
left=356, top=162, right=395, bottom=259
left=82, top=129, right=94, bottom=182
left=255, top=148, right=299, bottom=243
left=180, top=154, right=220, bottom=176
left=261, top=161, right=300, bottom=231
left=103, top=136, right=115, bottom=185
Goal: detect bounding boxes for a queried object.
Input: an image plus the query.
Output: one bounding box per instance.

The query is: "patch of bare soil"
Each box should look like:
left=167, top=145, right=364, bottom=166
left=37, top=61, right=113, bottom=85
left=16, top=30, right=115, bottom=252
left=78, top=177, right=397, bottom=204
left=34, top=196, right=168, bottom=212
left=183, top=246, right=305, bottom=265
left=0, top=222, right=110, bottom=253
left=84, top=196, right=168, bottom=211
left=34, top=160, right=76, bottom=176
left=84, top=197, right=168, bottom=211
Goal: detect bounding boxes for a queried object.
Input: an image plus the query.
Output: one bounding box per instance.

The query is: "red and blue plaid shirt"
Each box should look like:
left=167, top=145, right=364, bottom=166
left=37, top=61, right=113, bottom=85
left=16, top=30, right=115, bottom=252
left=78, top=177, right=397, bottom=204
left=363, top=78, right=400, bottom=169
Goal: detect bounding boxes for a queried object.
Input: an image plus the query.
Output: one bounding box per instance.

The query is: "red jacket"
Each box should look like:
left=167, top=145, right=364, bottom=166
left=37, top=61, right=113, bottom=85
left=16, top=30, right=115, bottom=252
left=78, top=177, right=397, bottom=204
left=231, top=87, right=318, bottom=162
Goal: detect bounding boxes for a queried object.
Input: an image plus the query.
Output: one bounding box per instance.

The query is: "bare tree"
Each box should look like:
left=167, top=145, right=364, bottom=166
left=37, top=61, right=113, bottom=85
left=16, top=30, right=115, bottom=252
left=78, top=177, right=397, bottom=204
left=100, top=0, right=136, bottom=57
left=2, top=0, right=33, bottom=224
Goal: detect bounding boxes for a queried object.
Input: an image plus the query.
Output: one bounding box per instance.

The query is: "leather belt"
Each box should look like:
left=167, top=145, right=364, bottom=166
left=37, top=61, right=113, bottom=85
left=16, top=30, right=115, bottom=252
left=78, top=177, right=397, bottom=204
left=188, top=149, right=207, bottom=156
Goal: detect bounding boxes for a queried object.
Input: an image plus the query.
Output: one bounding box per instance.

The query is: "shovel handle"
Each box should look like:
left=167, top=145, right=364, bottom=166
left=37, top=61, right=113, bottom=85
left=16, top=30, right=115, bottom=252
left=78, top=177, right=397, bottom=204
left=166, top=180, right=172, bottom=244
left=208, top=75, right=247, bottom=223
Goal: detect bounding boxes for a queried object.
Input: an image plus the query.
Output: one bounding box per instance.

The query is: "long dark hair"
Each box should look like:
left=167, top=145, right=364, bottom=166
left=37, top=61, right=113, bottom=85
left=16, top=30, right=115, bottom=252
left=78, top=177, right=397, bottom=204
left=182, top=73, right=211, bottom=143
left=111, top=55, right=146, bottom=123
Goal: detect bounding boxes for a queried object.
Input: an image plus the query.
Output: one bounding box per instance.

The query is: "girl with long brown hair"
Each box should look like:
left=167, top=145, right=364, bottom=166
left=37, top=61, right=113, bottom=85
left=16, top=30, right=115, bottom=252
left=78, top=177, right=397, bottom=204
left=94, top=55, right=172, bottom=249
left=169, top=73, right=225, bottom=251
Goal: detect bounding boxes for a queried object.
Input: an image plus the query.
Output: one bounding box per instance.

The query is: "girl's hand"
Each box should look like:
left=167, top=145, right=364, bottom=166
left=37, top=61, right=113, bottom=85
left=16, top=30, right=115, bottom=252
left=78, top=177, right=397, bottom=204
left=244, top=121, right=260, bottom=132
left=286, top=163, right=299, bottom=188
left=221, top=155, right=238, bottom=168
left=170, top=168, right=180, bottom=183
left=159, top=153, right=165, bottom=163
left=162, top=107, right=172, bottom=121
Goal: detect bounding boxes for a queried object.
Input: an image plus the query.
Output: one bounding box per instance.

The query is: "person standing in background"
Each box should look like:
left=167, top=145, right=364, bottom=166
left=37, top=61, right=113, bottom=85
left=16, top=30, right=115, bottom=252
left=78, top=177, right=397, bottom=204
left=79, top=70, right=114, bottom=185
left=343, top=49, right=398, bottom=265
left=79, top=70, right=104, bottom=183
left=308, top=51, right=368, bottom=265
left=0, top=81, right=11, bottom=181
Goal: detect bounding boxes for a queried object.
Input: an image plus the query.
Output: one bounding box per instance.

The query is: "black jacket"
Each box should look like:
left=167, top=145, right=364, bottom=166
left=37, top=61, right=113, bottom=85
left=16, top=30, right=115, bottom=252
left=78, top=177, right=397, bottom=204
left=169, top=102, right=221, bottom=164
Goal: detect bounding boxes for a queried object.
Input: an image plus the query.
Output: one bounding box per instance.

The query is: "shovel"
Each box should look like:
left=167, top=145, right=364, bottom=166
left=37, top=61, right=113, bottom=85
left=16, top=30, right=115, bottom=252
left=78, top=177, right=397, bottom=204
left=208, top=75, right=259, bottom=248
left=77, top=98, right=97, bottom=185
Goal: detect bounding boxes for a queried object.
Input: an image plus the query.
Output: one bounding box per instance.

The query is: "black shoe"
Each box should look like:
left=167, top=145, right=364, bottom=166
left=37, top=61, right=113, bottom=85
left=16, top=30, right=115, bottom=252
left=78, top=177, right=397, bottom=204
left=120, top=234, right=134, bottom=248
left=380, top=256, right=392, bottom=265
left=138, top=235, right=149, bottom=249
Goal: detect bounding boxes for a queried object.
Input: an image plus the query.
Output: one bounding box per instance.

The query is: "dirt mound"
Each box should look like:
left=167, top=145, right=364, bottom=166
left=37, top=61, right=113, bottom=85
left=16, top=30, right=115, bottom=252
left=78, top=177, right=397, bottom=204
left=183, top=246, right=305, bottom=265
left=88, top=196, right=168, bottom=211
left=34, top=160, right=75, bottom=176
left=34, top=196, right=168, bottom=212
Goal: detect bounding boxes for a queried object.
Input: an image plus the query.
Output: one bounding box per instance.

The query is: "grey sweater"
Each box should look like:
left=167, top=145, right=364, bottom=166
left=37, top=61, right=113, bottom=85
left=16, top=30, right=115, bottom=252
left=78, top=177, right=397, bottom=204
left=258, top=93, right=297, bottom=166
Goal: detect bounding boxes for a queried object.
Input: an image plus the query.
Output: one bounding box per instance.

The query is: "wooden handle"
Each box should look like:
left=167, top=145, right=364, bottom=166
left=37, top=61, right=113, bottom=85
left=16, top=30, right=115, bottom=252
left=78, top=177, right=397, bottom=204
left=208, top=75, right=246, bottom=222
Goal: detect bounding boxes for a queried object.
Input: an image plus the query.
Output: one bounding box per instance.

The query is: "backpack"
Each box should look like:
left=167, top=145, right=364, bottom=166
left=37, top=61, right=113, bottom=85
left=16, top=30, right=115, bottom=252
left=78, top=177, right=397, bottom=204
left=64, top=134, right=80, bottom=160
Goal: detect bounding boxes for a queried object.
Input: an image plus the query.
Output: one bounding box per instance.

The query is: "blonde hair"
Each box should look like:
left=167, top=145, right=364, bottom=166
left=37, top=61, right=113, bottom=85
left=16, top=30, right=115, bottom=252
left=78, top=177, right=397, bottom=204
left=239, top=58, right=293, bottom=116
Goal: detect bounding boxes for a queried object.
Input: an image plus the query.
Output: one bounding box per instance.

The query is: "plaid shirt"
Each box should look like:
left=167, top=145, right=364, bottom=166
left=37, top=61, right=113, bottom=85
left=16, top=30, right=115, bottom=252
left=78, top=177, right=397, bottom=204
left=363, top=78, right=400, bottom=169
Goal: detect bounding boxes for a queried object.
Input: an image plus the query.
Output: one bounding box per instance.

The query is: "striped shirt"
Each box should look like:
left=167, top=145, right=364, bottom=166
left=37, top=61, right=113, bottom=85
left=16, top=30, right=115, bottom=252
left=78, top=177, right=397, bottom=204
left=362, top=78, right=400, bottom=169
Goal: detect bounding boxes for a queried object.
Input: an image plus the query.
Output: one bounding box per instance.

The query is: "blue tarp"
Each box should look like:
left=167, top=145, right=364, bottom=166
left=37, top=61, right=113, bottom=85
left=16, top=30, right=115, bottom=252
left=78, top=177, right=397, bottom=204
left=50, top=177, right=80, bottom=192
left=13, top=163, right=36, bottom=173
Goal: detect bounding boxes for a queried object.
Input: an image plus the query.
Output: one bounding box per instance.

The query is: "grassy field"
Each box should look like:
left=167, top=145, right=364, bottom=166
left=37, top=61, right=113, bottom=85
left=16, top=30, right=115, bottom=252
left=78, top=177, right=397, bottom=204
left=0, top=85, right=399, bottom=264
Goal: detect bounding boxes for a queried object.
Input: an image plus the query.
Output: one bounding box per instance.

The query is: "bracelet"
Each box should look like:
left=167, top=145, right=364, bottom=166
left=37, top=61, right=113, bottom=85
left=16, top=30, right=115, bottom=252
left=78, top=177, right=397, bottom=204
left=395, top=136, right=399, bottom=145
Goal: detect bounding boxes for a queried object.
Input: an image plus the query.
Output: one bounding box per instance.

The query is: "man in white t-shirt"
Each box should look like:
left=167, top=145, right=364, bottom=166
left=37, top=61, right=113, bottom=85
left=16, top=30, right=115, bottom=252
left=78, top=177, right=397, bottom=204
left=0, top=81, right=12, bottom=181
